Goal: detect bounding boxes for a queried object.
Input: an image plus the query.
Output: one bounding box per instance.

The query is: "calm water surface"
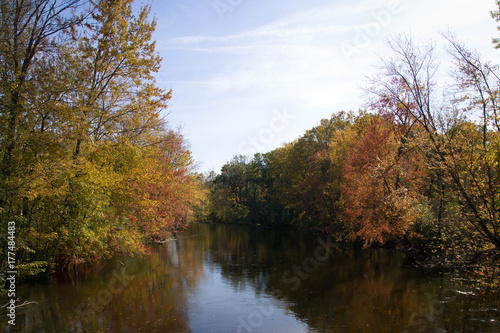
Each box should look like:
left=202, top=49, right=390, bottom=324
left=3, top=224, right=500, bottom=332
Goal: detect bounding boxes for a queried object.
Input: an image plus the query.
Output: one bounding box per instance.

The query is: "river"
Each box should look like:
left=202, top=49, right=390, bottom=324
left=4, top=224, right=500, bottom=332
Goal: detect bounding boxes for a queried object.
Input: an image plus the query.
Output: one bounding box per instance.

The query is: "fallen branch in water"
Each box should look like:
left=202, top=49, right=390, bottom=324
left=1, top=299, right=38, bottom=309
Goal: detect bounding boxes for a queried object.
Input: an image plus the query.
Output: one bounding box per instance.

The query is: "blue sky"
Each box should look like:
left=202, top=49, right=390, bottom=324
left=143, top=0, right=498, bottom=173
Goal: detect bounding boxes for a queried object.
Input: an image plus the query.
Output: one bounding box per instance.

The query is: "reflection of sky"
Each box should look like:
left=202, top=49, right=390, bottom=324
left=188, top=264, right=312, bottom=333
left=7, top=225, right=500, bottom=332
left=166, top=240, right=179, bottom=266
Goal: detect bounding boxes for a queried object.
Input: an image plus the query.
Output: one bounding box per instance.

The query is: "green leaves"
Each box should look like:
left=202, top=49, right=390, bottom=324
left=0, top=0, right=205, bottom=280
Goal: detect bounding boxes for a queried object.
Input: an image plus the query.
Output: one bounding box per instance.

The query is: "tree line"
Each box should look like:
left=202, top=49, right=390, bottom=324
left=0, top=0, right=205, bottom=285
left=205, top=28, right=500, bottom=282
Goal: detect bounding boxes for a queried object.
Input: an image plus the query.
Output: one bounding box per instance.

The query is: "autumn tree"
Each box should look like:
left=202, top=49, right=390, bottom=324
left=206, top=112, right=360, bottom=230
left=367, top=34, right=500, bottom=250
left=0, top=0, right=84, bottom=277
left=491, top=1, right=500, bottom=49
left=0, top=0, right=205, bottom=281
left=0, top=0, right=81, bottom=208
left=47, top=0, right=174, bottom=265
left=342, top=116, right=427, bottom=246
left=292, top=113, right=354, bottom=231
left=109, top=130, right=203, bottom=254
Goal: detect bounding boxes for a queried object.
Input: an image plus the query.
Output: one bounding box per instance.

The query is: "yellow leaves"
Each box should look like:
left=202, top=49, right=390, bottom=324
left=0, top=0, right=206, bottom=275
left=29, top=229, right=58, bottom=242
left=110, top=228, right=148, bottom=257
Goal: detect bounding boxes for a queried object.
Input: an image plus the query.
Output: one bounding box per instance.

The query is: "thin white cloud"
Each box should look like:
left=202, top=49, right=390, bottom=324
left=163, top=0, right=388, bottom=47
left=167, top=25, right=357, bottom=45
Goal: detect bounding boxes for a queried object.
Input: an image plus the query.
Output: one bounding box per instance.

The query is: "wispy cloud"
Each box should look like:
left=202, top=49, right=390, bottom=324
left=163, top=1, right=383, bottom=47
left=160, top=2, right=374, bottom=106
left=167, top=25, right=357, bottom=45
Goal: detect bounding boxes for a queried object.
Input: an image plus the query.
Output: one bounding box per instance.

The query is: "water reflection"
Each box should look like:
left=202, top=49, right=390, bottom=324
left=3, top=224, right=500, bottom=332
left=8, top=235, right=203, bottom=332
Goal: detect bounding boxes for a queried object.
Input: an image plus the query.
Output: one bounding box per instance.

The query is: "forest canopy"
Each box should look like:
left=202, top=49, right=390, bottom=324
left=0, top=0, right=205, bottom=280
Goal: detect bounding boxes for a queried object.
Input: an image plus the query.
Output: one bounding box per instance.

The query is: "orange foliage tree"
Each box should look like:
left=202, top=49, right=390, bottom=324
left=109, top=131, right=203, bottom=255
left=343, top=117, right=427, bottom=246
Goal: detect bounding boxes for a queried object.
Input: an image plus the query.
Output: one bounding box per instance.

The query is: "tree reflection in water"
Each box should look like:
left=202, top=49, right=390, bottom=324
left=8, top=224, right=500, bottom=332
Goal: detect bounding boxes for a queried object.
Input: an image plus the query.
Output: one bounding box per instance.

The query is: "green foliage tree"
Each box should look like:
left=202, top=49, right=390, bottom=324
left=0, top=0, right=84, bottom=278
left=205, top=112, right=359, bottom=230
left=0, top=0, right=205, bottom=288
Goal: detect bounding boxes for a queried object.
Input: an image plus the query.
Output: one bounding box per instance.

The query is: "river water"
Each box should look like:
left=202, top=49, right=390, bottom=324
left=4, top=224, right=500, bottom=332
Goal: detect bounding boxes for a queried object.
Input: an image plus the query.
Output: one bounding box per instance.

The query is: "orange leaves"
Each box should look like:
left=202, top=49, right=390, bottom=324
left=342, top=118, right=427, bottom=246
left=110, top=131, right=203, bottom=246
